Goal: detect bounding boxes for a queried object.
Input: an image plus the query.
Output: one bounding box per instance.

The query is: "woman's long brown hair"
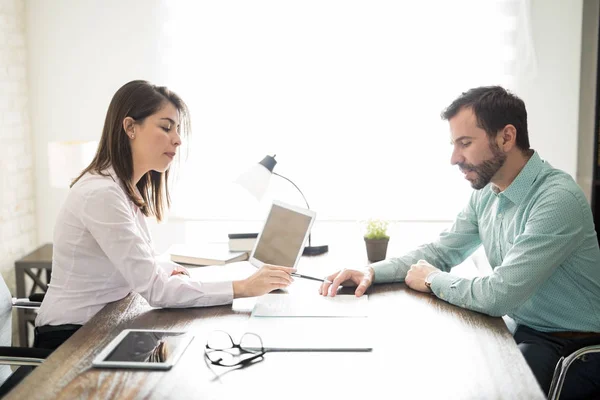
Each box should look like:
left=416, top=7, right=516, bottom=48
left=71, top=80, right=190, bottom=222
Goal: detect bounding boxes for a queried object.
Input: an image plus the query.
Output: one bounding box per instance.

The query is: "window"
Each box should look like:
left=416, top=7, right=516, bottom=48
left=162, top=0, right=528, bottom=222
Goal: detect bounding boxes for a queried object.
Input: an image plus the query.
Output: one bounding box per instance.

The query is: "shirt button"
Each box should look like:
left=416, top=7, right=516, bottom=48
left=439, top=292, right=445, bottom=299
left=497, top=213, right=503, bottom=219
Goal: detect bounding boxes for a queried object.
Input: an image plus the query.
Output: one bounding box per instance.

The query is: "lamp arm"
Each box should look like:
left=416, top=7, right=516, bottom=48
left=273, top=172, right=310, bottom=210
left=273, top=172, right=312, bottom=248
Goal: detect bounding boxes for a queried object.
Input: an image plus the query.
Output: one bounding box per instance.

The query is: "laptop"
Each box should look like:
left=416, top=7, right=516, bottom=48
left=248, top=200, right=316, bottom=269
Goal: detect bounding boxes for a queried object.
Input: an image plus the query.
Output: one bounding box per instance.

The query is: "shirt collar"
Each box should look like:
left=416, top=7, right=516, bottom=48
left=102, top=165, right=144, bottom=207
left=104, top=165, right=118, bottom=183
left=492, top=150, right=543, bottom=205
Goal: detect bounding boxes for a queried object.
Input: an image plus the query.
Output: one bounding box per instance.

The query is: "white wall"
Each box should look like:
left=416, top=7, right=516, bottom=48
left=0, top=0, right=37, bottom=346
left=27, top=0, right=588, bottom=249
left=26, top=0, right=169, bottom=243
left=516, top=0, right=583, bottom=176
left=577, top=0, right=599, bottom=202
left=0, top=0, right=37, bottom=297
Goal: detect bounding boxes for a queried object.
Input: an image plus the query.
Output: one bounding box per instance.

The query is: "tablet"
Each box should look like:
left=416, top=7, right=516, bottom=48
left=249, top=200, right=316, bottom=269
left=92, top=329, right=194, bottom=370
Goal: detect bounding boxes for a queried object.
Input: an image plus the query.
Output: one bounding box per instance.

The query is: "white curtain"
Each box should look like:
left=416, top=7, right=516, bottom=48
left=161, top=0, right=532, bottom=222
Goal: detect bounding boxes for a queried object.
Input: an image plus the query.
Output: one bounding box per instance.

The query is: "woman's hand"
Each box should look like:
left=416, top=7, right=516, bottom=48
left=170, top=264, right=190, bottom=277
left=233, top=265, right=296, bottom=298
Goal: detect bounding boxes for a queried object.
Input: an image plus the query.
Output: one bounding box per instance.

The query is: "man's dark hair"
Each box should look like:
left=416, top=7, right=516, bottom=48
left=441, top=86, right=530, bottom=151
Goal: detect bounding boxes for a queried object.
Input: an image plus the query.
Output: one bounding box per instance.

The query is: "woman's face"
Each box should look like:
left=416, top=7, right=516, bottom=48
left=128, top=101, right=181, bottom=174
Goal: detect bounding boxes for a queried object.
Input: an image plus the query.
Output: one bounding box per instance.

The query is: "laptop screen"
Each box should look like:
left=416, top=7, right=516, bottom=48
left=251, top=202, right=314, bottom=268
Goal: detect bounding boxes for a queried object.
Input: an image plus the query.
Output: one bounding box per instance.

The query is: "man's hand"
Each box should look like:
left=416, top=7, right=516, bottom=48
left=233, top=264, right=295, bottom=298
left=405, top=259, right=440, bottom=293
left=319, top=267, right=374, bottom=297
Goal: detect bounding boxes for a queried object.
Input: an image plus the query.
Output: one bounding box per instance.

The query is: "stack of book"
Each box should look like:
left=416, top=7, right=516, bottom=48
left=228, top=233, right=258, bottom=252
left=169, top=243, right=249, bottom=266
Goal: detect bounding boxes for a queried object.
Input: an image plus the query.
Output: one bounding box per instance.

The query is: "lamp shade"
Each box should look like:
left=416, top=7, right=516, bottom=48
left=48, top=141, right=97, bottom=188
left=235, top=155, right=277, bottom=201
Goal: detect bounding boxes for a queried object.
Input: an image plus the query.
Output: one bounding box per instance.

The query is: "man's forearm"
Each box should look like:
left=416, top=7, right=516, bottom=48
left=371, top=242, right=455, bottom=283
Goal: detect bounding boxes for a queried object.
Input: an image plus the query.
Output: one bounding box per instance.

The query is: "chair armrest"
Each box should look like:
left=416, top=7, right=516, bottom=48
left=28, top=293, right=45, bottom=302
left=0, top=347, right=52, bottom=366
left=11, top=298, right=42, bottom=309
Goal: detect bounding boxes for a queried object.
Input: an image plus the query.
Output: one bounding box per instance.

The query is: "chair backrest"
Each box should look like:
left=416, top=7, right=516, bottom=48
left=0, top=275, right=13, bottom=383
left=548, top=337, right=600, bottom=399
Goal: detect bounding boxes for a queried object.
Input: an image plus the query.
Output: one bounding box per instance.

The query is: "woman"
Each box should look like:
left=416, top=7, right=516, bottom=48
left=35, top=80, right=294, bottom=349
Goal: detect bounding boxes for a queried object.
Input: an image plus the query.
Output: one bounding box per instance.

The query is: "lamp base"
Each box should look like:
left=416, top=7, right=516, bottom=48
left=303, top=245, right=329, bottom=256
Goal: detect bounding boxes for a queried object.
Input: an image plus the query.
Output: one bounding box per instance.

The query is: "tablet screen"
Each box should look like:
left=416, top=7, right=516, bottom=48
left=93, top=330, right=193, bottom=369
left=252, top=203, right=314, bottom=267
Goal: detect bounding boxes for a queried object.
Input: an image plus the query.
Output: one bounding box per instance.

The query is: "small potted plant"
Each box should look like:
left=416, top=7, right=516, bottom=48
left=364, top=219, right=390, bottom=262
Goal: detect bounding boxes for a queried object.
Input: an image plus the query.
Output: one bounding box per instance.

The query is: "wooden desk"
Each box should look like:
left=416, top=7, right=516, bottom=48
left=7, top=253, right=544, bottom=399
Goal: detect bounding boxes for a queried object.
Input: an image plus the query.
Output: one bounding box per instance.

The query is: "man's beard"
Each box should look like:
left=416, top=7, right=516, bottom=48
left=458, top=142, right=507, bottom=190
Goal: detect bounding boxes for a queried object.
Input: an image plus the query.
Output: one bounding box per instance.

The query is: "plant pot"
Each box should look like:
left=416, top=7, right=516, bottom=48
left=364, top=237, right=389, bottom=262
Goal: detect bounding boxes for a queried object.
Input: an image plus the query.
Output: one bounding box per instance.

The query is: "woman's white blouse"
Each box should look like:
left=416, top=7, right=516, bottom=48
left=36, top=168, right=233, bottom=327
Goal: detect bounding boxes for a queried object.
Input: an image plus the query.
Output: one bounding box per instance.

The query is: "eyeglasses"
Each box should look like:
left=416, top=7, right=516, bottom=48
left=204, top=330, right=265, bottom=367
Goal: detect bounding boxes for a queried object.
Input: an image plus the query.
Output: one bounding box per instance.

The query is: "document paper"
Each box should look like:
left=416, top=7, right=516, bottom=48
left=252, top=294, right=368, bottom=317
left=246, top=317, right=372, bottom=351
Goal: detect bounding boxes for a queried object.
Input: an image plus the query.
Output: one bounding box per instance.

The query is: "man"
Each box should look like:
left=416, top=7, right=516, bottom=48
left=320, top=86, right=600, bottom=399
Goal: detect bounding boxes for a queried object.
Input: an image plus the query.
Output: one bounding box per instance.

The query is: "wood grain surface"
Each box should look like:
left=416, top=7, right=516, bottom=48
left=7, top=247, right=544, bottom=399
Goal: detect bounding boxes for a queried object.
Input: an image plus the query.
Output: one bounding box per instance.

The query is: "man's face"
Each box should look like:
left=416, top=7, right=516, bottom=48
left=449, top=107, right=506, bottom=190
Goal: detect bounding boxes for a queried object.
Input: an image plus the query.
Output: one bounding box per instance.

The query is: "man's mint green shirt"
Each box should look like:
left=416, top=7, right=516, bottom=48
left=372, top=152, right=600, bottom=332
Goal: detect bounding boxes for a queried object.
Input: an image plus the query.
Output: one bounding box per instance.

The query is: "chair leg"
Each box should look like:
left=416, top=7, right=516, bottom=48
left=547, top=356, right=564, bottom=400
left=547, top=346, right=599, bottom=400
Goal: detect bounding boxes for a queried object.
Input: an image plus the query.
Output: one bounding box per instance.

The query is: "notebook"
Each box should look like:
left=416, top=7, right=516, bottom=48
left=169, top=244, right=249, bottom=266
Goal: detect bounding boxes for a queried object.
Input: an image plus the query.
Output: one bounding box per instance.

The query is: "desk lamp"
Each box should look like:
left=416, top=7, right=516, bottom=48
left=236, top=154, right=328, bottom=256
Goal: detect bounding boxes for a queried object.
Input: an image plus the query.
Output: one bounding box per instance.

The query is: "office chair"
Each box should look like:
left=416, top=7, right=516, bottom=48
left=0, top=276, right=50, bottom=397
left=547, top=336, right=600, bottom=400
left=11, top=292, right=43, bottom=309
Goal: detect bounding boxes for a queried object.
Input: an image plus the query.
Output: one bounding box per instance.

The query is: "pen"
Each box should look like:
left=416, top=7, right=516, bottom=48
left=291, top=273, right=332, bottom=284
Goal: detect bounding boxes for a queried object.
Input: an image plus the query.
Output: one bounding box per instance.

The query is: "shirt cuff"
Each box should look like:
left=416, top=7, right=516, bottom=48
left=197, top=281, right=234, bottom=306
left=429, top=271, right=457, bottom=302
left=157, top=259, right=177, bottom=275
left=371, top=259, right=403, bottom=283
